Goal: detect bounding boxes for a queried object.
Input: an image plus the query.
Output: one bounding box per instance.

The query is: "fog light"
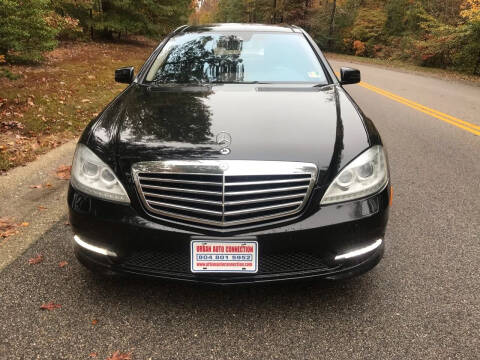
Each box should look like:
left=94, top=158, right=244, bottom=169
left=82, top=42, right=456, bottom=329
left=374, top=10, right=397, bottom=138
left=74, top=235, right=117, bottom=257
left=335, top=239, right=382, bottom=261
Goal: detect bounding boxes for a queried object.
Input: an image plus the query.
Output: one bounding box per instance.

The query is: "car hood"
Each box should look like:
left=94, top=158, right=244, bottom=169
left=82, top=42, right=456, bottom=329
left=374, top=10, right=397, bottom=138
left=87, top=83, right=370, bottom=186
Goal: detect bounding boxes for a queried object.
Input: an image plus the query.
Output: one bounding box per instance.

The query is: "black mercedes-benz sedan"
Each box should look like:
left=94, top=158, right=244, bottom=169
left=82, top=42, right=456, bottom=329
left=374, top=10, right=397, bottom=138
left=68, top=23, right=391, bottom=284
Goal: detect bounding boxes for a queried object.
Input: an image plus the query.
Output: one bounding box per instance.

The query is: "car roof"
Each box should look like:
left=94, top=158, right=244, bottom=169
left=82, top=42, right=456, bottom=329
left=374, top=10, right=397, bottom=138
left=180, top=23, right=301, bottom=33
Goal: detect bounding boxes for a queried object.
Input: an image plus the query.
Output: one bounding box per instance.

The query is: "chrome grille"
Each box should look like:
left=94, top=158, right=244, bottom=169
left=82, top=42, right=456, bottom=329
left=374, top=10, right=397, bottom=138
left=132, top=161, right=317, bottom=229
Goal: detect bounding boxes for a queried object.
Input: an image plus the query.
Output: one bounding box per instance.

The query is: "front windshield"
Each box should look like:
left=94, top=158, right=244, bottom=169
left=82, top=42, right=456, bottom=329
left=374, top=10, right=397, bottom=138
left=145, top=31, right=328, bottom=85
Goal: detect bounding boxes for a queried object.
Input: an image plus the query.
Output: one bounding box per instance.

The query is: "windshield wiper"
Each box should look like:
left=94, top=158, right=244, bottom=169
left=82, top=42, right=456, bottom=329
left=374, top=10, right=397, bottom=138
left=312, top=83, right=331, bottom=88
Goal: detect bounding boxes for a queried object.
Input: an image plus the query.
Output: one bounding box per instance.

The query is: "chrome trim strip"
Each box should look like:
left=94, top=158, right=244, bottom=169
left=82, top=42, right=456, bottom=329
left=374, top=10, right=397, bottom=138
left=133, top=160, right=316, bottom=175
left=143, top=192, right=222, bottom=205
left=140, top=184, right=223, bottom=196
left=224, top=178, right=310, bottom=186
left=138, top=176, right=222, bottom=186
left=224, top=201, right=303, bottom=216
left=132, top=160, right=318, bottom=228
left=147, top=200, right=222, bottom=215
left=221, top=172, right=226, bottom=223
left=137, top=207, right=302, bottom=227
left=225, top=185, right=309, bottom=196
left=224, top=193, right=304, bottom=205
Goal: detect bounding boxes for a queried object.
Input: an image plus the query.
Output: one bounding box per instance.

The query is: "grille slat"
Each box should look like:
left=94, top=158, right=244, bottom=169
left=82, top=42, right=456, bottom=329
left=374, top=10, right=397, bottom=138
left=147, top=199, right=223, bottom=215
left=132, top=161, right=317, bottom=229
left=140, top=184, right=223, bottom=196
left=144, top=192, right=223, bottom=205
left=224, top=201, right=303, bottom=216
left=224, top=193, right=304, bottom=205
left=139, top=176, right=223, bottom=186
left=224, top=178, right=310, bottom=186
left=225, top=185, right=310, bottom=196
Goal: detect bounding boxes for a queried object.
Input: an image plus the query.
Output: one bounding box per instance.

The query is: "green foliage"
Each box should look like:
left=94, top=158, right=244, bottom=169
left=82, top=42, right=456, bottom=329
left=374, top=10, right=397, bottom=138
left=308, top=8, right=334, bottom=49
left=50, top=0, right=93, bottom=40
left=346, top=8, right=387, bottom=56
left=385, top=0, right=409, bottom=34
left=212, top=0, right=312, bottom=25
left=0, top=0, right=193, bottom=64
left=0, top=0, right=58, bottom=63
left=0, top=68, right=20, bottom=80
left=52, top=0, right=193, bottom=39
left=47, top=11, right=83, bottom=40
left=351, top=8, right=387, bottom=42
left=215, top=0, right=248, bottom=22
left=452, top=21, right=480, bottom=73
left=414, top=9, right=480, bottom=73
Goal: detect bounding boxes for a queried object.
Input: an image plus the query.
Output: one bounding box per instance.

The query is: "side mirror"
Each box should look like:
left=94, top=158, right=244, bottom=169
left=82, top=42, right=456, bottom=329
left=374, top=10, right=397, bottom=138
left=340, top=67, right=360, bottom=85
left=115, top=66, right=134, bottom=84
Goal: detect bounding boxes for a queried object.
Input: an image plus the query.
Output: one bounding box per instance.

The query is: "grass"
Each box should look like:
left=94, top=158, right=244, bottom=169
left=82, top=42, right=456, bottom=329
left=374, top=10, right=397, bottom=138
left=0, top=39, right=155, bottom=173
left=325, top=52, right=480, bottom=85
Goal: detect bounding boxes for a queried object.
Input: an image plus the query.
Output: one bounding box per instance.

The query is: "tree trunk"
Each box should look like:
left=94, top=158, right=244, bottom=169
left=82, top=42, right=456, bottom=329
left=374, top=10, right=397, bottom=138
left=327, top=0, right=337, bottom=50
left=272, top=0, right=277, bottom=24
left=89, top=9, right=93, bottom=40
left=474, top=50, right=480, bottom=75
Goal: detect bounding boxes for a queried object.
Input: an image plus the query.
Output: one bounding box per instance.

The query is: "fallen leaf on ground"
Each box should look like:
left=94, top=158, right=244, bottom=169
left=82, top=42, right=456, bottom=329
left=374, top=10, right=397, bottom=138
left=28, top=254, right=44, bottom=265
left=30, top=184, right=42, bottom=189
left=58, top=261, right=68, bottom=268
left=20, top=222, right=29, bottom=227
left=45, top=183, right=52, bottom=187
left=0, top=228, right=18, bottom=238
left=89, top=353, right=98, bottom=358
left=91, top=319, right=98, bottom=325
left=40, top=302, right=61, bottom=311
left=56, top=165, right=71, bottom=180
left=0, top=217, right=15, bottom=230
left=81, top=98, right=91, bottom=103
left=38, top=205, right=47, bottom=210
left=106, top=351, right=131, bottom=360
left=1, top=120, right=24, bottom=130
left=0, top=217, right=19, bottom=238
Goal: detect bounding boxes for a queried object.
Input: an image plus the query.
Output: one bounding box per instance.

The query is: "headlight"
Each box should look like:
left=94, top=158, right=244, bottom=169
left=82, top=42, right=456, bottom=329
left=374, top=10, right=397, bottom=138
left=71, top=144, right=130, bottom=204
left=320, top=145, right=388, bottom=205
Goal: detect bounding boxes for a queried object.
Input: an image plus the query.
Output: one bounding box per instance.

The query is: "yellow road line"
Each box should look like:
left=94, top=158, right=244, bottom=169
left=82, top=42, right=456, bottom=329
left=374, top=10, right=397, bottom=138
left=359, top=82, right=480, bottom=135
left=334, top=73, right=480, bottom=136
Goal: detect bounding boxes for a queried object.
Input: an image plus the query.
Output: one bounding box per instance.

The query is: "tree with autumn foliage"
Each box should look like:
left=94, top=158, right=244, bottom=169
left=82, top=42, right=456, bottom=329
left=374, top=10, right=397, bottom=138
left=191, top=0, right=480, bottom=74
left=0, top=0, right=58, bottom=63
left=51, top=0, right=193, bottom=39
left=456, top=0, right=480, bottom=73
left=413, top=0, right=480, bottom=73
left=0, top=0, right=193, bottom=65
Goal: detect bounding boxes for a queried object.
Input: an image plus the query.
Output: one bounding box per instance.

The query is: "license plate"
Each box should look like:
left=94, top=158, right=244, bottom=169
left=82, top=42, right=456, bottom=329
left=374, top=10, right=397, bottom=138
left=190, top=239, right=258, bottom=273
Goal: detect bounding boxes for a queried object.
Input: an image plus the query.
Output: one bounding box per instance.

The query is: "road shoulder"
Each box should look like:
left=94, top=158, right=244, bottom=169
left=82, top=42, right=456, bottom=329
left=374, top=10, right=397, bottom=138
left=0, top=139, right=76, bottom=271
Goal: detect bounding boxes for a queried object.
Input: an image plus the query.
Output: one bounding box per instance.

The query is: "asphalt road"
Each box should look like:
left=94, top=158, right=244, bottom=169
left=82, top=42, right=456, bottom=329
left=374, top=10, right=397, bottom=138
left=1, top=60, right=479, bottom=359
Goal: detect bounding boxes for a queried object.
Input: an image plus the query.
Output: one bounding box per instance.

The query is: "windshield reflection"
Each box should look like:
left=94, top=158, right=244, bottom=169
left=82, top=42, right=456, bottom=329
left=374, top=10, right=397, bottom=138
left=145, top=32, right=328, bottom=85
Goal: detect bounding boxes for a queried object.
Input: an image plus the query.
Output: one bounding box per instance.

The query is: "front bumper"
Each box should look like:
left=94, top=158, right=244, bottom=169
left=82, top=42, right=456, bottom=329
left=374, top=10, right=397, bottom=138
left=68, top=184, right=390, bottom=284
